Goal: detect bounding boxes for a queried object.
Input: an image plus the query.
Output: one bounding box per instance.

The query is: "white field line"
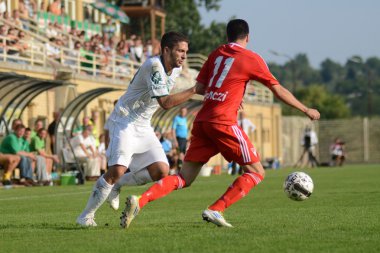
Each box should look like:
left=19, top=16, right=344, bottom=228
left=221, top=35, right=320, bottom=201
left=0, top=190, right=91, bottom=201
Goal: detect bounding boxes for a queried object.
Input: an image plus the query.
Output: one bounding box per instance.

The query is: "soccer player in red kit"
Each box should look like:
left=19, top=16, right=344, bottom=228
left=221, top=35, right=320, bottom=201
left=120, top=19, right=320, bottom=228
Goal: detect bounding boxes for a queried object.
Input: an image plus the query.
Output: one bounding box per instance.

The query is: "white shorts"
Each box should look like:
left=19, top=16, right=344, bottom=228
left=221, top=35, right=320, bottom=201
left=105, top=120, right=168, bottom=172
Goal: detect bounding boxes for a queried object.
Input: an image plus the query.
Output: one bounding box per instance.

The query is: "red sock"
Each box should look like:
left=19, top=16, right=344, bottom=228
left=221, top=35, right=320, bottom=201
left=209, top=172, right=263, bottom=212
left=139, top=175, right=186, bottom=208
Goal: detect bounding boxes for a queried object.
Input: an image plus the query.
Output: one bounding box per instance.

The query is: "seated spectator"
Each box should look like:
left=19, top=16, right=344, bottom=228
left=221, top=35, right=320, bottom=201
left=70, top=126, right=101, bottom=179
left=12, top=9, right=23, bottom=28
left=330, top=138, right=346, bottom=166
left=0, top=124, right=35, bottom=185
left=46, top=22, right=58, bottom=38
left=45, top=37, right=62, bottom=60
left=23, top=127, right=51, bottom=185
left=0, top=153, right=20, bottom=186
left=30, top=128, right=60, bottom=178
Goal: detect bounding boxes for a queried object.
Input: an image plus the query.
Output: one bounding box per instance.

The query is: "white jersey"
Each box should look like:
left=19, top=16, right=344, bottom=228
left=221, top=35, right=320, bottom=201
left=107, top=56, right=182, bottom=127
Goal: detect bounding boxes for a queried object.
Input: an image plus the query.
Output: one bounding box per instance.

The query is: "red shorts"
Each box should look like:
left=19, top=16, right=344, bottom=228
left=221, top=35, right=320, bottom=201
left=184, top=122, right=260, bottom=165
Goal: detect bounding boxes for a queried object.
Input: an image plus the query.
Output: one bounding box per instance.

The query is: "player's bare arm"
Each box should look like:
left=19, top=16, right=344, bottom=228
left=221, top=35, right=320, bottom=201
left=270, top=84, right=320, bottom=120
left=195, top=82, right=206, bottom=95
left=157, top=85, right=197, bottom=110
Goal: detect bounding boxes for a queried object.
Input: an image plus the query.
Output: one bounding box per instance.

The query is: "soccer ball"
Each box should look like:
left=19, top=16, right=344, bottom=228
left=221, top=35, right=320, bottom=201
left=283, top=172, right=314, bottom=201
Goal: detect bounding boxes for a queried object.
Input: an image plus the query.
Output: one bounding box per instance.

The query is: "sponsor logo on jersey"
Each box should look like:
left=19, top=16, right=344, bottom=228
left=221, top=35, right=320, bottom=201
left=204, top=91, right=229, bottom=102
left=151, top=71, right=162, bottom=85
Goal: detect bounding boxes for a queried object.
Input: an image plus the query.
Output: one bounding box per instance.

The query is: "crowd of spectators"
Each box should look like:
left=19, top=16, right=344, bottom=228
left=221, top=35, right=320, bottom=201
left=0, top=118, right=59, bottom=186
left=0, top=111, right=110, bottom=187
left=0, top=1, right=161, bottom=78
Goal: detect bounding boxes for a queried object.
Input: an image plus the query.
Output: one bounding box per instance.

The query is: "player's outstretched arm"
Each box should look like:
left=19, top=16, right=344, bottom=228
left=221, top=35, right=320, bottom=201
left=157, top=85, right=197, bottom=110
left=271, top=85, right=320, bottom=120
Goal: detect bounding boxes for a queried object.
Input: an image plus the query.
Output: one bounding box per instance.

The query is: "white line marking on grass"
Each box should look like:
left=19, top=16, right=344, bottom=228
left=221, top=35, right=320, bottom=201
left=0, top=190, right=91, bottom=201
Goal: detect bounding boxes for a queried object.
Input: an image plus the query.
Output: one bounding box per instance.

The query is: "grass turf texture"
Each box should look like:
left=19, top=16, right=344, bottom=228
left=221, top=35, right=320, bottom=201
left=0, top=164, right=379, bottom=253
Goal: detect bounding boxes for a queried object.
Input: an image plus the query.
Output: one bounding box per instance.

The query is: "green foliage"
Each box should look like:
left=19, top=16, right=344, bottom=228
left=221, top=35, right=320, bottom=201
left=165, top=0, right=227, bottom=54
left=1, top=165, right=380, bottom=253
left=269, top=54, right=380, bottom=117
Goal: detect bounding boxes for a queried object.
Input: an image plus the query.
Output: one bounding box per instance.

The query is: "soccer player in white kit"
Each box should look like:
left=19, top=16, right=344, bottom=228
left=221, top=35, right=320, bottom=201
left=76, top=32, right=199, bottom=226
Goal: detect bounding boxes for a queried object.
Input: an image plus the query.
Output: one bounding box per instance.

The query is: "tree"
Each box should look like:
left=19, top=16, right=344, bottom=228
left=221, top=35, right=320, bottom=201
left=165, top=0, right=226, bottom=54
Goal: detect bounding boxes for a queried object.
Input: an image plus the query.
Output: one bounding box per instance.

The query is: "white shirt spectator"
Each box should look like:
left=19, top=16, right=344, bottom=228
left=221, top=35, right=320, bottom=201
left=0, top=1, right=6, bottom=16
left=71, top=134, right=96, bottom=157
left=238, top=118, right=256, bottom=134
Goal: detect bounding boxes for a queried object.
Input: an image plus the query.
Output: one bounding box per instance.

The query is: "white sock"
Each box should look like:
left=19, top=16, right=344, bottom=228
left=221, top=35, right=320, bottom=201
left=79, top=175, right=113, bottom=219
left=113, top=169, right=153, bottom=191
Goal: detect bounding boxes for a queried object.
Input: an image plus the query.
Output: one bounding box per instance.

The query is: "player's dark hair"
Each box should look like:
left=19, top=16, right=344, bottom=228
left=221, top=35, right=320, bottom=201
left=227, top=19, right=249, bottom=42
left=161, top=31, right=189, bottom=50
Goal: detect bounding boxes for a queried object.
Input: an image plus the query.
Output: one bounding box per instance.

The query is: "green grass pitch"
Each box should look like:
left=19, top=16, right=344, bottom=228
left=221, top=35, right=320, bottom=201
left=1, top=164, right=379, bottom=253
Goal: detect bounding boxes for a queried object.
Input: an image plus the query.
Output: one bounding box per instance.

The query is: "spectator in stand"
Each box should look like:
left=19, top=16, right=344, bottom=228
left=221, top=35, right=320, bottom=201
left=70, top=125, right=101, bottom=179
left=0, top=25, right=7, bottom=55
left=48, top=0, right=62, bottom=16
left=130, top=36, right=144, bottom=62
left=3, top=11, right=11, bottom=22
left=46, top=22, right=58, bottom=38
left=0, top=153, right=20, bottom=186
left=65, top=40, right=82, bottom=67
left=19, top=0, right=37, bottom=20
left=12, top=10, right=23, bottom=28
left=48, top=111, right=60, bottom=154
left=45, top=37, right=61, bottom=60
left=60, top=6, right=67, bottom=18
left=84, top=5, right=92, bottom=22
left=0, top=124, right=35, bottom=186
left=0, top=0, right=6, bottom=17
left=330, top=138, right=346, bottom=166
left=102, top=18, right=115, bottom=38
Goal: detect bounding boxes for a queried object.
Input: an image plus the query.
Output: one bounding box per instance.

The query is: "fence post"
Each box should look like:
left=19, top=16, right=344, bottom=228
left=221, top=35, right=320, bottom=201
left=363, top=117, right=369, bottom=162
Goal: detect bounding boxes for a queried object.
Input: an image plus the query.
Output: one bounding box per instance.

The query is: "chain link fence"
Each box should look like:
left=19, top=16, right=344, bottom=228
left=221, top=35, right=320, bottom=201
left=282, top=116, right=380, bottom=166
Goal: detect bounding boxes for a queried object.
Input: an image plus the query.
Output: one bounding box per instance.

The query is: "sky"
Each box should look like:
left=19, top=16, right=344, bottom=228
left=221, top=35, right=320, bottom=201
left=198, top=0, right=380, bottom=68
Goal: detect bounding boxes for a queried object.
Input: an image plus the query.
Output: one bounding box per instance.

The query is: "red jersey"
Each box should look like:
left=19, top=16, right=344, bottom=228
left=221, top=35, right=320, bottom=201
left=195, top=43, right=280, bottom=125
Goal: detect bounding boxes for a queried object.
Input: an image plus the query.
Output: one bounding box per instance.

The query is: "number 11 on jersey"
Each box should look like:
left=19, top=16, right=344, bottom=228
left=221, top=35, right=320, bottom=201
left=208, top=56, right=235, bottom=88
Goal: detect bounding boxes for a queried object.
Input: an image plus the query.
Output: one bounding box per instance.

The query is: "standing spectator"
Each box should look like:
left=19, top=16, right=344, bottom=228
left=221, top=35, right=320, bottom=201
left=0, top=0, right=6, bottom=17
left=48, top=0, right=61, bottom=16
left=295, top=127, right=319, bottom=168
left=238, top=111, right=256, bottom=136
left=130, top=36, right=144, bottom=62
left=172, top=107, right=189, bottom=155
left=330, top=138, right=346, bottom=166
left=70, top=126, right=101, bottom=179
left=102, top=18, right=115, bottom=38
left=231, top=111, right=256, bottom=175
left=48, top=111, right=60, bottom=154
left=172, top=107, right=189, bottom=171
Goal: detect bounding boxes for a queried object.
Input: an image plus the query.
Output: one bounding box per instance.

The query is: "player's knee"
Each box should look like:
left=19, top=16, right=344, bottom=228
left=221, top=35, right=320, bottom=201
left=244, top=163, right=265, bottom=178
left=147, top=162, right=169, bottom=181
left=104, top=165, right=127, bottom=183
